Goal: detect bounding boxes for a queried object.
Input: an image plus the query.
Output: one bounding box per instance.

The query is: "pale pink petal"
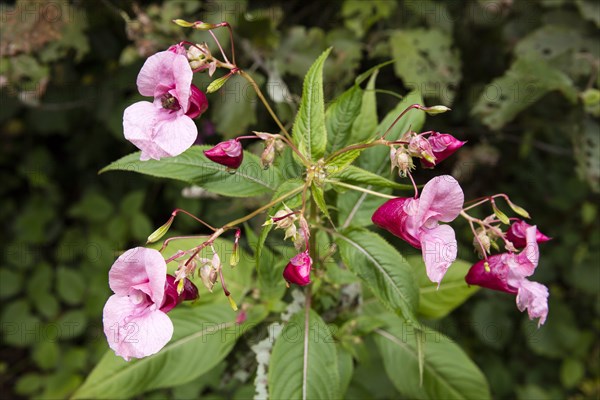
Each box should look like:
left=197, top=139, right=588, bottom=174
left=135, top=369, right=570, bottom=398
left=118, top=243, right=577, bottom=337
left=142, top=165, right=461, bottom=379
left=419, top=224, right=457, bottom=285
left=172, top=54, right=193, bottom=111
left=136, top=51, right=179, bottom=97
left=417, top=175, right=464, bottom=225
left=103, top=295, right=173, bottom=361
left=123, top=101, right=170, bottom=161
left=109, top=247, right=166, bottom=305
left=516, top=280, right=549, bottom=326
left=152, top=114, right=198, bottom=158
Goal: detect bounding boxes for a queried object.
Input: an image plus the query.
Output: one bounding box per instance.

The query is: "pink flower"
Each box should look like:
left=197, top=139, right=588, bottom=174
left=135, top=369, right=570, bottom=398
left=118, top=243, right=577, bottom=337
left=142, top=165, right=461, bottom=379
left=465, top=225, right=549, bottom=326
left=408, top=135, right=435, bottom=164
left=421, top=132, right=466, bottom=168
left=123, top=50, right=208, bottom=161
left=103, top=247, right=174, bottom=361
left=283, top=251, right=312, bottom=286
left=204, top=139, right=244, bottom=169
left=506, top=220, right=551, bottom=248
left=372, top=175, right=464, bottom=285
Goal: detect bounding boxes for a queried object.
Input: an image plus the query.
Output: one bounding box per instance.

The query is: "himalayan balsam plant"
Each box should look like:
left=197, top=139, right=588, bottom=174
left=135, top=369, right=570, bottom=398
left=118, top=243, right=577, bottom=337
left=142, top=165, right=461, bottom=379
left=74, top=19, right=551, bottom=400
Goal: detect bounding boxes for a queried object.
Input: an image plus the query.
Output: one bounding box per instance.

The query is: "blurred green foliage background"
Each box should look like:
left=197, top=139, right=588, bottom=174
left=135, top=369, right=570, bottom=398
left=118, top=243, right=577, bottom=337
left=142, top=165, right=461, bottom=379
left=1, top=0, right=598, bottom=398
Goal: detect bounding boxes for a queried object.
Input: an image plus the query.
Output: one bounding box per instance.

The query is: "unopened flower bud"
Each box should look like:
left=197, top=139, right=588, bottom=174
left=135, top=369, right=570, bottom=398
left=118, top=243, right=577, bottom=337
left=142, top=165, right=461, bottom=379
left=207, top=73, right=231, bottom=93
left=420, top=132, right=466, bottom=168
left=147, top=215, right=174, bottom=244
left=261, top=140, right=276, bottom=169
left=284, top=224, right=297, bottom=241
left=394, top=149, right=414, bottom=177
left=204, top=139, right=243, bottom=169
left=473, top=230, right=491, bottom=257
left=230, top=230, right=241, bottom=267
left=199, top=265, right=218, bottom=292
left=283, top=251, right=312, bottom=286
left=186, top=85, right=209, bottom=119
left=272, top=207, right=296, bottom=229
left=420, top=105, right=451, bottom=115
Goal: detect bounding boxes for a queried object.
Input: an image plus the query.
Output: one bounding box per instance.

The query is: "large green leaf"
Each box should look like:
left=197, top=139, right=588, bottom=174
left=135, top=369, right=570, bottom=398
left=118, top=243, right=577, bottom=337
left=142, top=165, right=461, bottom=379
left=269, top=309, right=340, bottom=400
left=472, top=57, right=577, bottom=130
left=73, top=303, right=267, bottom=399
left=350, top=69, right=379, bottom=144
left=335, top=229, right=418, bottom=321
left=100, top=146, right=281, bottom=197
left=326, top=85, right=363, bottom=154
left=292, top=48, right=332, bottom=160
left=408, top=256, right=479, bottom=319
left=390, top=29, right=461, bottom=104
left=331, top=165, right=412, bottom=190
left=374, top=314, right=491, bottom=400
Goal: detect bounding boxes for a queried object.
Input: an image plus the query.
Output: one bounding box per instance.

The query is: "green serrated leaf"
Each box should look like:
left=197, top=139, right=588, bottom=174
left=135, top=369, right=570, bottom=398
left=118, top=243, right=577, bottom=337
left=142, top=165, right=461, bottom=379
left=472, top=57, right=578, bottom=130
left=326, top=85, right=363, bottom=154
left=390, top=29, right=461, bottom=103
left=374, top=315, right=491, bottom=400
left=408, top=256, right=480, bottom=319
left=311, top=184, right=331, bottom=220
left=73, top=304, right=267, bottom=399
left=269, top=309, right=340, bottom=400
left=293, top=48, right=332, bottom=160
left=335, top=229, right=419, bottom=321
left=100, top=146, right=281, bottom=197
left=331, top=165, right=412, bottom=190
left=351, top=70, right=379, bottom=144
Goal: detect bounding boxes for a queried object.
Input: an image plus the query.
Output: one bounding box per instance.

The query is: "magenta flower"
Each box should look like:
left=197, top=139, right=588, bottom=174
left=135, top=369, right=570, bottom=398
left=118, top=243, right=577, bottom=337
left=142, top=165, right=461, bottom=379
left=506, top=220, right=551, bottom=248
left=421, top=132, right=466, bottom=168
left=123, top=49, right=208, bottom=161
left=283, top=251, right=312, bottom=286
left=103, top=247, right=174, bottom=361
left=372, top=175, right=464, bottom=285
left=465, top=225, right=549, bottom=326
left=204, top=139, right=243, bottom=169
left=161, top=274, right=199, bottom=313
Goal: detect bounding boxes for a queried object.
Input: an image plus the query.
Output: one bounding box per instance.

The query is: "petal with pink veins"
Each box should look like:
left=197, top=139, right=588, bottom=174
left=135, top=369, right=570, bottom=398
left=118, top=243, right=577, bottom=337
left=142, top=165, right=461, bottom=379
left=123, top=102, right=172, bottom=161
left=108, top=247, right=167, bottom=302
left=419, top=224, right=457, bottom=285
left=152, top=114, right=198, bottom=158
left=516, top=279, right=549, bottom=327
left=417, top=175, right=464, bottom=225
left=136, top=51, right=180, bottom=97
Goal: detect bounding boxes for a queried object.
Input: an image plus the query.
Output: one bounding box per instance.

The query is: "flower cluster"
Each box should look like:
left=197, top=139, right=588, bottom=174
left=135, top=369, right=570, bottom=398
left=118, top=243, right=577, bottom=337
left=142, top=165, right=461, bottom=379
left=372, top=175, right=464, bottom=285
left=466, top=221, right=550, bottom=326
left=103, top=247, right=198, bottom=360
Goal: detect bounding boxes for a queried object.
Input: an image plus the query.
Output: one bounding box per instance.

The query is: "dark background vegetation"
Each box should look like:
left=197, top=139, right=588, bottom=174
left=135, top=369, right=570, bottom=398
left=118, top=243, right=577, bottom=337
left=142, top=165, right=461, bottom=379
left=1, top=0, right=598, bottom=398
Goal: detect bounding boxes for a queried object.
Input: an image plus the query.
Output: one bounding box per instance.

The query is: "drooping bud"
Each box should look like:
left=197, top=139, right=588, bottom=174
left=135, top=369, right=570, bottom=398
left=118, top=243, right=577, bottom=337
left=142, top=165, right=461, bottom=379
left=186, top=85, right=209, bottom=119
left=492, top=202, right=510, bottom=225
left=283, top=251, right=312, bottom=286
left=230, top=229, right=241, bottom=267
left=161, top=274, right=199, bottom=313
left=505, top=220, right=551, bottom=249
left=393, top=148, right=414, bottom=177
left=199, top=265, right=218, bottom=292
left=261, top=140, right=276, bottom=169
left=146, top=215, right=174, bottom=244
left=204, top=139, right=243, bottom=169
left=408, top=135, right=436, bottom=165
left=420, top=132, right=466, bottom=168
left=207, top=73, right=232, bottom=93
left=420, top=105, right=451, bottom=115
left=473, top=229, right=491, bottom=257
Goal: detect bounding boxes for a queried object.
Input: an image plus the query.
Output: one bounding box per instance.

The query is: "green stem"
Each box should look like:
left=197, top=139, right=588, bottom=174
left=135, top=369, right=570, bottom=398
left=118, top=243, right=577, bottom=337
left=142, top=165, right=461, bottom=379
left=325, top=179, right=396, bottom=199
left=324, top=140, right=385, bottom=165
left=238, top=70, right=309, bottom=166
left=223, top=185, right=305, bottom=228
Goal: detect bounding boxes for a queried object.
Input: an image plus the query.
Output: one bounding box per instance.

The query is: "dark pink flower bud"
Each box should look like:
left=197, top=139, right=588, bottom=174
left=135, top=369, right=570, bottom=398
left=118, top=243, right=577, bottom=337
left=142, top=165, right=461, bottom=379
left=421, top=132, right=466, bottom=168
left=465, top=255, right=518, bottom=295
left=186, top=85, right=209, bottom=119
left=161, top=274, right=199, bottom=313
left=283, top=251, right=312, bottom=286
left=505, top=220, right=551, bottom=248
left=204, top=139, right=243, bottom=169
